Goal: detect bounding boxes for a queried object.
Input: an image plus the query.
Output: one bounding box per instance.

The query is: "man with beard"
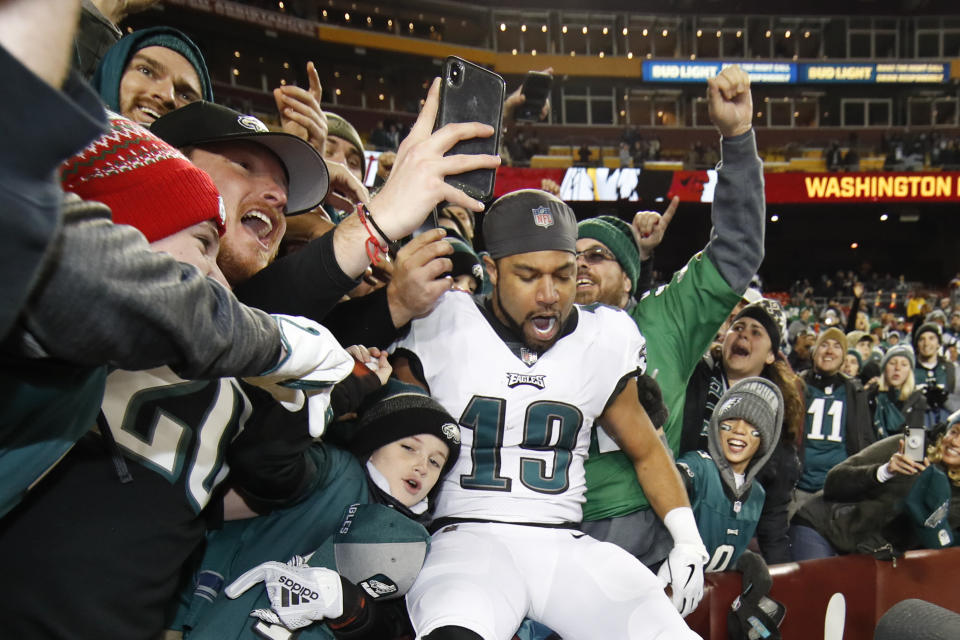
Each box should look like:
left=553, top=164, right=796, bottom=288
left=152, top=88, right=490, bottom=346
left=575, top=214, right=646, bottom=310
left=575, top=65, right=767, bottom=569
left=391, top=189, right=707, bottom=638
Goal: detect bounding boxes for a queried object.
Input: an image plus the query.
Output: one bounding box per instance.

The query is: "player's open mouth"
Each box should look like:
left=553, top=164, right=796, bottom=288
left=530, top=316, right=557, bottom=339
left=404, top=478, right=421, bottom=493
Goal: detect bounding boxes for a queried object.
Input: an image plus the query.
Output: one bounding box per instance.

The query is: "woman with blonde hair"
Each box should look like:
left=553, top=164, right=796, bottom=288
left=868, top=345, right=927, bottom=438
left=791, top=421, right=960, bottom=559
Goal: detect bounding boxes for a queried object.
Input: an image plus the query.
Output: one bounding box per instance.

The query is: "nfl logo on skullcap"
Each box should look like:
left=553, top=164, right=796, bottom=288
left=483, top=189, right=577, bottom=259
left=532, top=205, right=554, bottom=229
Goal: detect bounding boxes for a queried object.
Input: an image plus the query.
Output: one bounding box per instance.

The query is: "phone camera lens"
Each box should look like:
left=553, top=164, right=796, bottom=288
left=448, top=61, right=464, bottom=87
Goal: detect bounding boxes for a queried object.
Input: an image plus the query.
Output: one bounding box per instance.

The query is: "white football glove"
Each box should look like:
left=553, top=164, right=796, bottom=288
left=245, top=315, right=355, bottom=436
left=657, top=542, right=708, bottom=617
left=658, top=507, right=709, bottom=617
left=225, top=555, right=344, bottom=631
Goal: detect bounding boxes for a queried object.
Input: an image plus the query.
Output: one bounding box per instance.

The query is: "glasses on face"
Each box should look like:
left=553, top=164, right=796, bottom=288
left=576, top=246, right=617, bottom=265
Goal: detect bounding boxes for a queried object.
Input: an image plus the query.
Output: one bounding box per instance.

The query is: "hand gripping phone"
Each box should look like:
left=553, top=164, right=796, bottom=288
left=433, top=56, right=505, bottom=202
left=904, top=427, right=926, bottom=462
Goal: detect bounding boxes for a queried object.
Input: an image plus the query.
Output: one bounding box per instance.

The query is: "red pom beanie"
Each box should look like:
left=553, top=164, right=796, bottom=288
left=60, top=111, right=226, bottom=242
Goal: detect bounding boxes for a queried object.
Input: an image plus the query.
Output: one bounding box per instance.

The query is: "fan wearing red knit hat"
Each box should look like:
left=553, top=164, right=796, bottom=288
left=0, top=109, right=404, bottom=639
left=60, top=111, right=230, bottom=286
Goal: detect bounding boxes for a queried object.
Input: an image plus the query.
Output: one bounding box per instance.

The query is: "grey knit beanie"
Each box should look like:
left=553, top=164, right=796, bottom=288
left=881, top=344, right=916, bottom=371
left=711, top=377, right=784, bottom=457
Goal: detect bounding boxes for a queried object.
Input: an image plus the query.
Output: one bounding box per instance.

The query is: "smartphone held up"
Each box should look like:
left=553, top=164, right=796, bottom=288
left=433, top=56, right=505, bottom=202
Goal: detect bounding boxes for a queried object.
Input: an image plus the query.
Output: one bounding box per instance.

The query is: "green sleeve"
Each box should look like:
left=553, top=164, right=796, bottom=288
left=630, top=252, right=742, bottom=453
left=583, top=254, right=739, bottom=521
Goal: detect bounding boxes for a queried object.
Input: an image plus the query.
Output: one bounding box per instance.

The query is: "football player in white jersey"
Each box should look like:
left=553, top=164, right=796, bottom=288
left=392, top=189, right=708, bottom=640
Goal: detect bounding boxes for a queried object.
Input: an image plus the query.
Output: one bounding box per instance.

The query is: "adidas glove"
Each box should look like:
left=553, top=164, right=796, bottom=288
left=245, top=315, right=356, bottom=436
left=657, top=507, right=709, bottom=617
left=225, top=555, right=344, bottom=631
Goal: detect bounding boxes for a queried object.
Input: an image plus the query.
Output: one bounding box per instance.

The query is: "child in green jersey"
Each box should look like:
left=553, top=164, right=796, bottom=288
left=676, top=377, right=783, bottom=572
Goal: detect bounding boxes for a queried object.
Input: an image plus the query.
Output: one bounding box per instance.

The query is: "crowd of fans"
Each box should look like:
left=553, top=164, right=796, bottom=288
left=3, top=2, right=959, bottom=639
left=883, top=130, right=960, bottom=171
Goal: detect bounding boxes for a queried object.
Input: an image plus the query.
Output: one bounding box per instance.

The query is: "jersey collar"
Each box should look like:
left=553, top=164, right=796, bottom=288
left=477, top=297, right=579, bottom=368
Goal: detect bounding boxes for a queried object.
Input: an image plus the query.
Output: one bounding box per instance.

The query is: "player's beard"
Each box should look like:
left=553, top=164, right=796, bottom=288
left=494, top=287, right=564, bottom=353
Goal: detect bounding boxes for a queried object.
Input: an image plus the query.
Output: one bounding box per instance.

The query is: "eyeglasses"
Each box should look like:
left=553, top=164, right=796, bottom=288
left=576, top=246, right=617, bottom=265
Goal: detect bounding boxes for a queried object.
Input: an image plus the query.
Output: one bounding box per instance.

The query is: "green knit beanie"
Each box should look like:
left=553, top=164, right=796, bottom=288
left=446, top=236, right=484, bottom=288
left=577, top=215, right=640, bottom=294
left=847, top=348, right=863, bottom=368
left=905, top=465, right=955, bottom=549
left=326, top=112, right=366, bottom=173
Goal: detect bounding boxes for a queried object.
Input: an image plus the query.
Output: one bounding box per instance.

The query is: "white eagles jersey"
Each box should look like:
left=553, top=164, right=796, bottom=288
left=393, top=291, right=646, bottom=524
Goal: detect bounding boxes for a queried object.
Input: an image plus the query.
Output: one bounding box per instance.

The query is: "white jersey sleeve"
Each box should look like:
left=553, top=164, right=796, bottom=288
left=394, top=293, right=646, bottom=524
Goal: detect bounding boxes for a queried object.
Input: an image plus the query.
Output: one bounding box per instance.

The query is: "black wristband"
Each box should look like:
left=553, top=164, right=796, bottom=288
left=366, top=210, right=392, bottom=244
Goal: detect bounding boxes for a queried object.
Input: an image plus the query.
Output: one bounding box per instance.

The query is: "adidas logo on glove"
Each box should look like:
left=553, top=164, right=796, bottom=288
left=278, top=576, right=320, bottom=606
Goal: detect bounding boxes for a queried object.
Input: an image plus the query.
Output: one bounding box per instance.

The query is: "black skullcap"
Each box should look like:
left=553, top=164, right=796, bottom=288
left=734, top=299, right=786, bottom=353
left=483, top=189, right=577, bottom=260
left=348, top=380, right=461, bottom=479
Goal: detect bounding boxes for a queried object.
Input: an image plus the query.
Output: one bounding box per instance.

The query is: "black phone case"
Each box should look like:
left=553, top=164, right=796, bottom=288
left=434, top=56, right=505, bottom=201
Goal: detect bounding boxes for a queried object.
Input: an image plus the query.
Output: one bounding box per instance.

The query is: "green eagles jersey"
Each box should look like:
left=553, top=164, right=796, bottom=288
left=583, top=252, right=741, bottom=521
left=914, top=362, right=948, bottom=388
left=677, top=451, right=764, bottom=572
left=175, top=445, right=369, bottom=639
left=798, top=383, right=849, bottom=491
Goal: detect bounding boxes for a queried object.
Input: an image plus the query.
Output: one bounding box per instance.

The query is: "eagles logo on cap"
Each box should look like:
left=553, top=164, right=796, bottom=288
left=718, top=396, right=743, bottom=413
left=359, top=575, right=399, bottom=599
left=441, top=422, right=461, bottom=445
left=532, top=205, right=554, bottom=229
left=924, top=500, right=950, bottom=528
left=237, top=114, right=269, bottom=132
left=472, top=263, right=484, bottom=281
left=216, top=196, right=227, bottom=229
